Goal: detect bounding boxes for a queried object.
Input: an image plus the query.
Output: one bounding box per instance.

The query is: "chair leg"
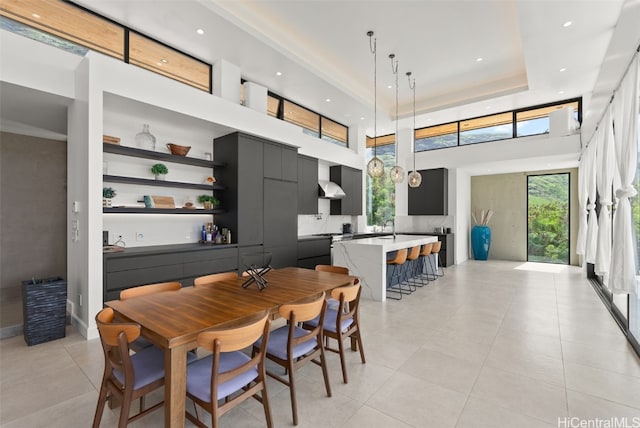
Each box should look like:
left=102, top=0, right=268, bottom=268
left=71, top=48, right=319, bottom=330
left=118, top=389, right=134, bottom=428
left=355, top=331, right=366, bottom=364
left=287, top=358, right=299, bottom=426
left=436, top=253, right=445, bottom=276
left=319, top=345, right=332, bottom=398
left=337, top=335, right=348, bottom=384
left=92, top=383, right=109, bottom=428
left=261, top=382, right=273, bottom=428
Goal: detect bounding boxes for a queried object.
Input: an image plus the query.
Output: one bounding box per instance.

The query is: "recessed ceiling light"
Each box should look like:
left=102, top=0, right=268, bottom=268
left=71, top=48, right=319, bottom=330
left=360, top=116, right=365, bottom=120
left=325, top=98, right=331, bottom=102
left=559, top=67, right=566, bottom=72
left=486, top=106, right=491, bottom=110
left=276, top=71, right=282, bottom=76
left=196, top=28, right=204, bottom=35
left=563, top=21, right=572, bottom=27
left=160, top=58, right=168, bottom=64
left=387, top=85, right=392, bottom=89
left=31, top=13, right=41, bottom=19
left=558, top=90, right=565, bottom=95
left=476, top=57, right=483, bottom=62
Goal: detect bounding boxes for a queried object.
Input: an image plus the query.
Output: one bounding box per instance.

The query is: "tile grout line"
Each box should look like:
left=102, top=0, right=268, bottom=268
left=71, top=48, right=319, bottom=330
left=555, top=271, right=571, bottom=419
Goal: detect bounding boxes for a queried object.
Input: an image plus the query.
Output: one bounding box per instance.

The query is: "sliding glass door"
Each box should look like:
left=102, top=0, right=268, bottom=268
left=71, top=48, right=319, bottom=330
left=527, top=173, right=570, bottom=264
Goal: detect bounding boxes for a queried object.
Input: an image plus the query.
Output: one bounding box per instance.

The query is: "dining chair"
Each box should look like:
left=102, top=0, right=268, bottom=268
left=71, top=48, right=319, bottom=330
left=254, top=293, right=331, bottom=426
left=119, top=281, right=181, bottom=300
left=418, top=243, right=435, bottom=282
left=304, top=280, right=365, bottom=384
left=386, top=248, right=409, bottom=300
left=315, top=264, right=349, bottom=309
left=314, top=264, right=349, bottom=275
left=193, top=271, right=237, bottom=287
left=186, top=311, right=272, bottom=428
left=430, top=241, right=444, bottom=277
left=92, top=307, right=166, bottom=428
left=119, top=281, right=182, bottom=351
left=405, top=245, right=424, bottom=289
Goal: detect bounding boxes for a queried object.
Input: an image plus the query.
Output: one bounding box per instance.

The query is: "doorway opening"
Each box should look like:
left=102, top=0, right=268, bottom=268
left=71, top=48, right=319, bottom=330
left=527, top=173, right=570, bottom=264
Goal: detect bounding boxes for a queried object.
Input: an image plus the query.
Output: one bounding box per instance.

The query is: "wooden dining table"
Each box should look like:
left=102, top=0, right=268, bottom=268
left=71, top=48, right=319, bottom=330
left=105, top=267, right=356, bottom=428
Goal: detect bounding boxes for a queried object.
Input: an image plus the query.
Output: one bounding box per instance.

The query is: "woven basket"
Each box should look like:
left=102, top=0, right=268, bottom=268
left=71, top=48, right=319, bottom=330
left=22, top=277, right=67, bottom=346
left=166, top=143, right=191, bottom=156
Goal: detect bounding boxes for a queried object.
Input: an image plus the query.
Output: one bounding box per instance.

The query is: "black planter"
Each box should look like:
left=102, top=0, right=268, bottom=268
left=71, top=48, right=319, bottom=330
left=22, top=277, right=67, bottom=346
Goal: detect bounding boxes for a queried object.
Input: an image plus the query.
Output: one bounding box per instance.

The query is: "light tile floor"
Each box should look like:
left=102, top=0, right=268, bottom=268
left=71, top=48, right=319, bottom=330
left=1, top=260, right=640, bottom=427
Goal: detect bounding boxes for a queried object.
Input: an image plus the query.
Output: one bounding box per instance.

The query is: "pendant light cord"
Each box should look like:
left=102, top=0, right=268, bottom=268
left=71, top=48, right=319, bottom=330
left=390, top=54, right=399, bottom=160
left=407, top=72, right=416, bottom=172
left=369, top=31, right=377, bottom=159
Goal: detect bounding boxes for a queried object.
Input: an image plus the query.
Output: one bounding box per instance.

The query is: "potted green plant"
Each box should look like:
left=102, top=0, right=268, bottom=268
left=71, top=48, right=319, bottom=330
left=103, top=187, right=116, bottom=207
left=198, top=194, right=219, bottom=210
left=151, top=163, right=168, bottom=180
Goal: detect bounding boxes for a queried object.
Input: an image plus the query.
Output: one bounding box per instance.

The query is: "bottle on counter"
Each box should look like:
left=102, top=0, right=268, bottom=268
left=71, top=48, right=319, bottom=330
left=226, top=230, right=231, bottom=244
left=201, top=225, right=207, bottom=242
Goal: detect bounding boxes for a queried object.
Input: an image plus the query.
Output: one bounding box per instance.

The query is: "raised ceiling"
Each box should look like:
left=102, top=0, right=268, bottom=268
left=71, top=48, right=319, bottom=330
left=70, top=0, right=636, bottom=138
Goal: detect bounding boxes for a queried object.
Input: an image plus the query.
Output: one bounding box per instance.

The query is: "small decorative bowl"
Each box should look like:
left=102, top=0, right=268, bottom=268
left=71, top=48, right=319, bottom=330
left=167, top=143, right=191, bottom=156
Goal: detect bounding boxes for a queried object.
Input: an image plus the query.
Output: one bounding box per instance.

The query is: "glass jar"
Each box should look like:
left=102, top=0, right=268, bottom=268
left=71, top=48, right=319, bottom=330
left=135, top=124, right=156, bottom=151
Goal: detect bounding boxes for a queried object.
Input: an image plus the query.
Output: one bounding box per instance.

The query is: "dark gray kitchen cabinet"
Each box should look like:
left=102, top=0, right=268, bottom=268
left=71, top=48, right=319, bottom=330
left=214, top=132, right=264, bottom=245
left=330, top=165, right=362, bottom=215
left=408, top=168, right=448, bottom=215
left=297, top=237, right=331, bottom=269
left=103, top=244, right=238, bottom=302
left=264, top=178, right=298, bottom=268
left=263, top=141, right=298, bottom=182
left=297, top=155, right=318, bottom=214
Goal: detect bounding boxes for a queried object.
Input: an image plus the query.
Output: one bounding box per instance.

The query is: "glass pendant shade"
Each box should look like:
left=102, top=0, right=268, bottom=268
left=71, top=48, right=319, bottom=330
left=408, top=170, right=422, bottom=188
left=390, top=165, right=405, bottom=183
left=367, top=156, right=385, bottom=178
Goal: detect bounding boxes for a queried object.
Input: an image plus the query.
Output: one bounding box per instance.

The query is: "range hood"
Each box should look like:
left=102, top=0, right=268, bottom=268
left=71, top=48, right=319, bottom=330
left=318, top=180, right=346, bottom=199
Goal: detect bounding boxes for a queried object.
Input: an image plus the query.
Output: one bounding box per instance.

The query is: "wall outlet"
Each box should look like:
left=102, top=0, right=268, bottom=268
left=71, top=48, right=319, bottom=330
left=136, top=232, right=144, bottom=241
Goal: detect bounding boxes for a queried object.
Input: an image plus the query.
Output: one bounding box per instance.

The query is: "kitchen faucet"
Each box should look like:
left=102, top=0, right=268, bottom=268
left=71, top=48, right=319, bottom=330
left=383, top=219, right=396, bottom=239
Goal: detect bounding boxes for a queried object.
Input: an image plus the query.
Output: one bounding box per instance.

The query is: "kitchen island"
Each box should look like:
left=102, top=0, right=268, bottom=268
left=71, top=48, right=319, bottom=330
left=332, top=235, right=438, bottom=301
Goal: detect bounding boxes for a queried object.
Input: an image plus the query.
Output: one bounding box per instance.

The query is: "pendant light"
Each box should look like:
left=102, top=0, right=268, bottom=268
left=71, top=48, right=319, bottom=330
left=366, top=31, right=384, bottom=178
left=389, top=53, right=405, bottom=184
left=406, top=71, right=422, bottom=188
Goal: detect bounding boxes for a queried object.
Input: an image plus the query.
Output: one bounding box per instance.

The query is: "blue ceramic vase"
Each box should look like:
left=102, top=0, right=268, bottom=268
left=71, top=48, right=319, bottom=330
left=471, top=225, right=491, bottom=260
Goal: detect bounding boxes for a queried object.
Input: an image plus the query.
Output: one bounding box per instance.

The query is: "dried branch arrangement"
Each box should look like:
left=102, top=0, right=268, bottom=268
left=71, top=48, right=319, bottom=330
left=473, top=209, right=494, bottom=226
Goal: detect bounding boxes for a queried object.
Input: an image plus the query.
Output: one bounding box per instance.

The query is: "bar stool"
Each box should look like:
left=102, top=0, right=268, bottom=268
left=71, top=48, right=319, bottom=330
left=418, top=243, right=435, bottom=282
left=430, top=241, right=444, bottom=277
left=405, top=246, right=424, bottom=289
left=386, top=248, right=410, bottom=300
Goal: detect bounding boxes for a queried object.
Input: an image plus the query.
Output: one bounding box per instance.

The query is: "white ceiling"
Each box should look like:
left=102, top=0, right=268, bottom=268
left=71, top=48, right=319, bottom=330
left=2, top=0, right=639, bottom=156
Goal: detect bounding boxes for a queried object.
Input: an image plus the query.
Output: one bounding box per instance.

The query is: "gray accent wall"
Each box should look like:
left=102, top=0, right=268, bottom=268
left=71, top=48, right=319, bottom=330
left=471, top=168, right=579, bottom=265
left=0, top=132, right=67, bottom=296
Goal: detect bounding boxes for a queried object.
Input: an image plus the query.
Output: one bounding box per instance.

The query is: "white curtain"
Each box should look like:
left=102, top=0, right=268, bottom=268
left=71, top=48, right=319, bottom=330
left=610, top=55, right=639, bottom=294
left=595, top=109, right=617, bottom=285
left=576, top=148, right=589, bottom=259
left=584, top=140, right=599, bottom=264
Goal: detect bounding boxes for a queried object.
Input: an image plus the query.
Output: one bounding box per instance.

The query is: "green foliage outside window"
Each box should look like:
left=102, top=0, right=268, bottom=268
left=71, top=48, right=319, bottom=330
left=527, top=174, right=569, bottom=264
left=367, top=144, right=396, bottom=226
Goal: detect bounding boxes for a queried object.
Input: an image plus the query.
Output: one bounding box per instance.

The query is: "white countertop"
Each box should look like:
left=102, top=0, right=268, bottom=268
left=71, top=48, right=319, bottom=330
left=333, top=234, right=437, bottom=251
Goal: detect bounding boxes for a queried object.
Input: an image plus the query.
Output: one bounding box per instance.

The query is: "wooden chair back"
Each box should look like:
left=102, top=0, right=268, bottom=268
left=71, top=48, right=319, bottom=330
left=387, top=248, right=408, bottom=265
left=432, top=241, right=442, bottom=253
left=194, top=271, right=237, bottom=287
left=330, top=281, right=359, bottom=303
left=197, top=311, right=269, bottom=353
left=278, top=292, right=326, bottom=323
left=96, top=307, right=140, bottom=346
left=420, top=243, right=433, bottom=256
left=119, top=281, right=181, bottom=300
left=315, top=265, right=349, bottom=275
